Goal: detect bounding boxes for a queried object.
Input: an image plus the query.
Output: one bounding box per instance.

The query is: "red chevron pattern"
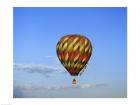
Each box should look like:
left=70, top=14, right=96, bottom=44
left=56, top=34, right=92, bottom=76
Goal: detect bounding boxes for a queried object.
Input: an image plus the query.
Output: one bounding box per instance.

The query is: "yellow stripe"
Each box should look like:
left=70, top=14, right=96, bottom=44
left=74, top=62, right=78, bottom=68
left=80, top=44, right=85, bottom=52
left=56, top=43, right=59, bottom=50
left=73, top=43, right=80, bottom=51
left=77, top=63, right=81, bottom=69
left=64, top=63, right=67, bottom=68
left=84, top=39, right=88, bottom=45
left=62, top=42, right=68, bottom=51
left=80, top=64, right=83, bottom=69
left=58, top=43, right=63, bottom=51
left=85, top=45, right=90, bottom=52
left=65, top=53, right=69, bottom=61
left=68, top=61, right=71, bottom=68
left=68, top=43, right=74, bottom=51
left=73, top=37, right=79, bottom=44
left=61, top=37, right=69, bottom=43
left=71, top=62, right=74, bottom=68
left=67, top=37, right=79, bottom=51
left=88, top=47, right=92, bottom=54
left=74, top=54, right=79, bottom=62
left=82, top=57, right=86, bottom=62
left=59, top=37, right=69, bottom=51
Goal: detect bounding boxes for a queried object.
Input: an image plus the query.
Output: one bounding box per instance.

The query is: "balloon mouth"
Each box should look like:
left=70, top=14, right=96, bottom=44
left=68, top=70, right=81, bottom=76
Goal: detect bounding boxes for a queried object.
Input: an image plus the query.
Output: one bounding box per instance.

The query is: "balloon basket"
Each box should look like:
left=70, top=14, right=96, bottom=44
left=72, top=78, right=76, bottom=84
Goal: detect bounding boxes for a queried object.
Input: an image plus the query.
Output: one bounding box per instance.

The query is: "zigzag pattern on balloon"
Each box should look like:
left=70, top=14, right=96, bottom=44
left=56, top=34, right=92, bottom=76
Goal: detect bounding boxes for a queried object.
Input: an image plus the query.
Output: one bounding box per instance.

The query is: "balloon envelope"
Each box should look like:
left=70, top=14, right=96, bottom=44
left=56, top=34, right=92, bottom=76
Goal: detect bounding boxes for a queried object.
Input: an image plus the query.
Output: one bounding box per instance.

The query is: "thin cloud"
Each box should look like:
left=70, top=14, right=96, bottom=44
left=14, top=64, right=65, bottom=77
left=13, top=83, right=107, bottom=98
left=44, top=56, right=53, bottom=58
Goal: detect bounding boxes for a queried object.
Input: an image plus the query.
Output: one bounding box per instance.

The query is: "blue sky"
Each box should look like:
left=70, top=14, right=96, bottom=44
left=13, top=7, right=127, bottom=98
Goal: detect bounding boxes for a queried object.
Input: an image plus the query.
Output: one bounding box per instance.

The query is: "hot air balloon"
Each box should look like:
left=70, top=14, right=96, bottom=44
left=56, top=34, right=92, bottom=84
